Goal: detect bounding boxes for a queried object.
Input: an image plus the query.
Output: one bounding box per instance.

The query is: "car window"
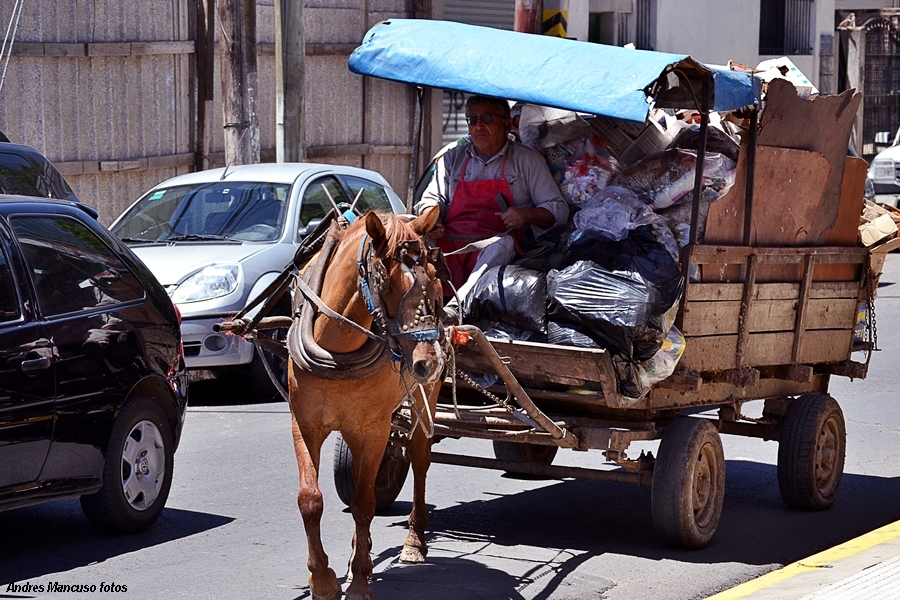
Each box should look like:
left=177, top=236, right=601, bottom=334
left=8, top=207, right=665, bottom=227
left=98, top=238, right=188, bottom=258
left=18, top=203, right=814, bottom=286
left=0, top=239, right=21, bottom=323
left=300, top=176, right=348, bottom=226
left=12, top=216, right=145, bottom=317
left=0, top=150, right=75, bottom=200
left=340, top=175, right=392, bottom=214
left=114, top=182, right=290, bottom=242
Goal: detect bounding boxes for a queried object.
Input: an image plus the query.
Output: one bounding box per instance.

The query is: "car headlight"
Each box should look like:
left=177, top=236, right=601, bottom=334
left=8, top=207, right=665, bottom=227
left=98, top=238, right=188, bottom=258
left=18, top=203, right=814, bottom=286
left=171, top=264, right=240, bottom=303
left=872, top=160, right=895, bottom=180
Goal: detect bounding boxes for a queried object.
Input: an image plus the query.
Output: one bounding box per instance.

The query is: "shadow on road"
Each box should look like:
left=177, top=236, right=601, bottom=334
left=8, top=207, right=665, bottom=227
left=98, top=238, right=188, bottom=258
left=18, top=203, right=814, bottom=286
left=364, top=460, right=900, bottom=598
left=0, top=500, right=233, bottom=585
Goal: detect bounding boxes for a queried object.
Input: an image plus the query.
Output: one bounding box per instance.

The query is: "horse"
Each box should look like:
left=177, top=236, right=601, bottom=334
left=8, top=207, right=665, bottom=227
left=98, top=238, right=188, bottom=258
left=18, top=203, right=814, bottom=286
left=286, top=206, right=444, bottom=600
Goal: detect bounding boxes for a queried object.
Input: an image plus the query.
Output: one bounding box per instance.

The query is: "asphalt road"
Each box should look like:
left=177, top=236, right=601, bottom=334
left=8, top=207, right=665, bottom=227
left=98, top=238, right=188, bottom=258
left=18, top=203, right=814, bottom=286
left=3, top=256, right=900, bottom=600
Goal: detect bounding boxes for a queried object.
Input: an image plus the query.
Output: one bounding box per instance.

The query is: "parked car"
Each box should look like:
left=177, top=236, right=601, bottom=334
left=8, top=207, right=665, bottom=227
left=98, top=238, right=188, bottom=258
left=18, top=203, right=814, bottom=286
left=110, top=163, right=406, bottom=399
left=0, top=141, right=79, bottom=202
left=867, top=126, right=900, bottom=207
left=0, top=196, right=188, bottom=533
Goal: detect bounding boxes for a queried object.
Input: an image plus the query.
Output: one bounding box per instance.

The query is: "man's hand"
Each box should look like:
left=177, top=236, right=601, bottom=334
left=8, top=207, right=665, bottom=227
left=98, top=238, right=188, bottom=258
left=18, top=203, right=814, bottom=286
left=497, top=207, right=528, bottom=230
left=497, top=206, right=554, bottom=230
left=428, top=223, right=445, bottom=239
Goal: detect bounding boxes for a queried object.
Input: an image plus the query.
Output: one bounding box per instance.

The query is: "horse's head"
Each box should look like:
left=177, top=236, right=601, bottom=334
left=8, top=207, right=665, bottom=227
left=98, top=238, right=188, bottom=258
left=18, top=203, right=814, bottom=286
left=360, top=207, right=445, bottom=384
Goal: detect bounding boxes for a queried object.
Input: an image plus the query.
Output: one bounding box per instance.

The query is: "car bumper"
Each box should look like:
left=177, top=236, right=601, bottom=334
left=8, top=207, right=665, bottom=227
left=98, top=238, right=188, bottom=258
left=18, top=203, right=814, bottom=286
left=873, top=182, right=900, bottom=207
left=180, top=316, right=255, bottom=369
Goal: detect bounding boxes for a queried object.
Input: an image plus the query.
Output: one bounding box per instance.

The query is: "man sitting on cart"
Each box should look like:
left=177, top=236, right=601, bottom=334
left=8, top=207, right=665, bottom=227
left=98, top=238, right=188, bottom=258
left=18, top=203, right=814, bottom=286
left=416, top=95, right=568, bottom=322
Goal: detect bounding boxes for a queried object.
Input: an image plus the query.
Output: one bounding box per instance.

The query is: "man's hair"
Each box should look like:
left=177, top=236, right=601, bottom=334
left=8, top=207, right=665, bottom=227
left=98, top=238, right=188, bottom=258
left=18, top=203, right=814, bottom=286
left=465, top=96, right=511, bottom=119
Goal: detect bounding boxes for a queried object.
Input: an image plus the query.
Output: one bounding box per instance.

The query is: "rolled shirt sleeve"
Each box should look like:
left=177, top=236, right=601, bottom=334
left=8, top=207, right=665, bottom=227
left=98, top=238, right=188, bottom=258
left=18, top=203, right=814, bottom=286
left=415, top=140, right=569, bottom=237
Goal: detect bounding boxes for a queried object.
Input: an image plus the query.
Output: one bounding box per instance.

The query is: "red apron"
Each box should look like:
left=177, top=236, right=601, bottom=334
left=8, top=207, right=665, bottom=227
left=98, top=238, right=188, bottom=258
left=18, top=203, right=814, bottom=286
left=437, top=153, right=516, bottom=291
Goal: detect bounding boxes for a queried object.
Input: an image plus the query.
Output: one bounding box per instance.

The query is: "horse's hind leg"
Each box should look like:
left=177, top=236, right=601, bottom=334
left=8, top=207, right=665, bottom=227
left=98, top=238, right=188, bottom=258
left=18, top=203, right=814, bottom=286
left=343, top=428, right=390, bottom=600
left=401, top=383, right=439, bottom=564
left=292, top=415, right=342, bottom=600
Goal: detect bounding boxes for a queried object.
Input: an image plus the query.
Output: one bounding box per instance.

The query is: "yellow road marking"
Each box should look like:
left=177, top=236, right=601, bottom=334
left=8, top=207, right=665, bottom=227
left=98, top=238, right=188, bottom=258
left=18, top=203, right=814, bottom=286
left=706, top=521, right=900, bottom=599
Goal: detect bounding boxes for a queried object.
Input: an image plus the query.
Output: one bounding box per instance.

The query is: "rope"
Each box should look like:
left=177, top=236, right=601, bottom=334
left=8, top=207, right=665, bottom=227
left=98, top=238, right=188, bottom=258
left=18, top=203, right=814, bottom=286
left=0, top=0, right=24, bottom=95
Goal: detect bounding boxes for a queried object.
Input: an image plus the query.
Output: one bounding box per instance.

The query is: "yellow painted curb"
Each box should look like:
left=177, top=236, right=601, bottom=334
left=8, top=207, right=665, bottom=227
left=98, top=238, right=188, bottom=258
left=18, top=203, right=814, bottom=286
left=706, top=520, right=900, bottom=599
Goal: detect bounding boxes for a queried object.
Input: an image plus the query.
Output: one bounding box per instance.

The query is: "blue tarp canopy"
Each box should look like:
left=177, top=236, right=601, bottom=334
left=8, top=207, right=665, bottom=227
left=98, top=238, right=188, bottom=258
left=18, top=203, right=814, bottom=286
left=349, top=19, right=760, bottom=123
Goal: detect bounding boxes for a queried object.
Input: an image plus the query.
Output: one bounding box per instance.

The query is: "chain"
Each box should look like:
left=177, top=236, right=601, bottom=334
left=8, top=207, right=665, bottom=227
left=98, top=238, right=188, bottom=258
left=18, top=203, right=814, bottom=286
left=454, top=367, right=520, bottom=417
left=867, top=261, right=879, bottom=354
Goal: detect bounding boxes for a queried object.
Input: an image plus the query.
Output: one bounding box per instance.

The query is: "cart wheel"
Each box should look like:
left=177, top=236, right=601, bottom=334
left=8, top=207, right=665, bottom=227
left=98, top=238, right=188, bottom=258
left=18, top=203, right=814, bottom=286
left=777, top=393, right=845, bottom=511
left=333, top=433, right=410, bottom=512
left=651, top=418, right=725, bottom=549
left=492, top=441, right=558, bottom=466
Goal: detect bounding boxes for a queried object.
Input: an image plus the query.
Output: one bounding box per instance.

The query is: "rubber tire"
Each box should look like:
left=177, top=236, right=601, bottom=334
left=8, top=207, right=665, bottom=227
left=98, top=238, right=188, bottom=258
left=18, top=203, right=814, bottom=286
left=777, top=393, right=846, bottom=511
left=492, top=441, right=558, bottom=466
left=80, top=397, right=174, bottom=534
left=333, top=433, right=410, bottom=513
left=651, top=417, right=726, bottom=549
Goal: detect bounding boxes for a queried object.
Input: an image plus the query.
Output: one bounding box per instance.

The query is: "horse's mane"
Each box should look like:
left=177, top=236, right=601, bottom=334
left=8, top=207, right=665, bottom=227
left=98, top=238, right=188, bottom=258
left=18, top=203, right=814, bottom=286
left=330, top=211, right=420, bottom=259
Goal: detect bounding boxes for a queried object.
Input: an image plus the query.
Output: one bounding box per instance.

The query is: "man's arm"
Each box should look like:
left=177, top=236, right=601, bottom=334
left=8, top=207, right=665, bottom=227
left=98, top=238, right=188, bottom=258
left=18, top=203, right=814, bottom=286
left=498, top=206, right=555, bottom=230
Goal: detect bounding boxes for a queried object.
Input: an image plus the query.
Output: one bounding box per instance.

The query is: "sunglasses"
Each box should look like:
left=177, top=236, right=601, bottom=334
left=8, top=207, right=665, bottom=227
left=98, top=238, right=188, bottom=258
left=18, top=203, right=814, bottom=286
left=465, top=113, right=504, bottom=126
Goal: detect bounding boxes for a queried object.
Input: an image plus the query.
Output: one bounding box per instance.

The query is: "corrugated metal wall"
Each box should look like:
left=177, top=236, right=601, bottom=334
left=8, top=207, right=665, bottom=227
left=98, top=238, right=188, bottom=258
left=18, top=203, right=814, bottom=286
left=0, top=0, right=418, bottom=225
left=444, top=0, right=515, bottom=30
left=0, top=0, right=194, bottom=224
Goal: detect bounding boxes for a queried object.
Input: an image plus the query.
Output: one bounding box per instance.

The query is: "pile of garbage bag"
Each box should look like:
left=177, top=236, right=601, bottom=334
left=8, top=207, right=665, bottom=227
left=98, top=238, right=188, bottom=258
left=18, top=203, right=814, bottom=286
left=459, top=107, right=743, bottom=398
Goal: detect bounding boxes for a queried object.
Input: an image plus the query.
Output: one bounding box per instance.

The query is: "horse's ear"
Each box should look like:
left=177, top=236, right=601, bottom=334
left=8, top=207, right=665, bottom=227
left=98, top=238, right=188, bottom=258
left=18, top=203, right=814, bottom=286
left=364, top=211, right=388, bottom=254
left=410, top=205, right=440, bottom=236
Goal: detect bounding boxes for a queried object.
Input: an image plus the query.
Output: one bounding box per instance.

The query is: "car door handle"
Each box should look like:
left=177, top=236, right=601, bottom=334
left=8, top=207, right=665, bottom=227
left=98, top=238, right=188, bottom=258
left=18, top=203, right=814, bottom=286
left=21, top=356, right=52, bottom=373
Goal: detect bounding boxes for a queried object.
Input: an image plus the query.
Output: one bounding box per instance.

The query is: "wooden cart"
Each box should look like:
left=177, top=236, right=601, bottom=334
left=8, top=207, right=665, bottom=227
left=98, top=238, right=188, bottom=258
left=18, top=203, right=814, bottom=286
left=327, top=20, right=893, bottom=549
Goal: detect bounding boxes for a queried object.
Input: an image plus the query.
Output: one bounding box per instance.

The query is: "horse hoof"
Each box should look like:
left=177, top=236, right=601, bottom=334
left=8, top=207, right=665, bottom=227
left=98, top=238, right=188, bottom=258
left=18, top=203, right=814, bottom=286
left=309, top=569, right=343, bottom=600
left=399, top=545, right=427, bottom=564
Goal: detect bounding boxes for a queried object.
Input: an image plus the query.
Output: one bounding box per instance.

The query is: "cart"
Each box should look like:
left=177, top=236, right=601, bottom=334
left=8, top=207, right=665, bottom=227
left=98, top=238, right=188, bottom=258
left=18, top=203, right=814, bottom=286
left=327, top=20, right=892, bottom=550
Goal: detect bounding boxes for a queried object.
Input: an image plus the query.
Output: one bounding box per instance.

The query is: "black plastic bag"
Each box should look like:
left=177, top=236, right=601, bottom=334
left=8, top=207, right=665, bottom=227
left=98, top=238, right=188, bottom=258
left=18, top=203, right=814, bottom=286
left=464, top=265, right=548, bottom=335
left=547, top=226, right=683, bottom=362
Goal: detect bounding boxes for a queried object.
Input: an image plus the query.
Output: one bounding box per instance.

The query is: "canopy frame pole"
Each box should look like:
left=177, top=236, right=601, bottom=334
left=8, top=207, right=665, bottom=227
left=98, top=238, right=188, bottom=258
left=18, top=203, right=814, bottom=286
left=406, top=86, right=424, bottom=212
left=742, top=109, right=759, bottom=245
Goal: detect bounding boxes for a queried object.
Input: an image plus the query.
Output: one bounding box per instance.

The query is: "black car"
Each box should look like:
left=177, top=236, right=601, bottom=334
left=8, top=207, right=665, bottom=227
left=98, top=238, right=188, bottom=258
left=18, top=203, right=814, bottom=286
left=0, top=196, right=188, bottom=533
left=0, top=141, right=79, bottom=202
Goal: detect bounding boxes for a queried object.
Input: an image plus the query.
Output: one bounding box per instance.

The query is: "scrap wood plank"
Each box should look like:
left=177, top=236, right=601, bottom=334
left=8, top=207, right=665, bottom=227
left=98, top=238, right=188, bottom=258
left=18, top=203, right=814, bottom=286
left=816, top=156, right=868, bottom=281
left=757, top=79, right=862, bottom=245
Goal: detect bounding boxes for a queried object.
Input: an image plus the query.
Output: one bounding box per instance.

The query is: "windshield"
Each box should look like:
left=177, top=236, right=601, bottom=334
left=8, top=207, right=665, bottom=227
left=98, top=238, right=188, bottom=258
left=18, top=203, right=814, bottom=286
left=113, top=181, right=290, bottom=243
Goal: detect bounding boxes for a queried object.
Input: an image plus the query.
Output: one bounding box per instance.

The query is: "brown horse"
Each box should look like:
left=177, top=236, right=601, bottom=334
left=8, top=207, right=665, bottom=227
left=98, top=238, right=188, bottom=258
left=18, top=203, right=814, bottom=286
left=286, top=207, right=443, bottom=600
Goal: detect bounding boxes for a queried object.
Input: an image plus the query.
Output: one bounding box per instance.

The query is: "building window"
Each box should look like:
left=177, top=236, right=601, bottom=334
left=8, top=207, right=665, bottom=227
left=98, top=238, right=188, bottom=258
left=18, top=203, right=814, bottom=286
left=635, top=0, right=654, bottom=50
left=759, top=0, right=814, bottom=55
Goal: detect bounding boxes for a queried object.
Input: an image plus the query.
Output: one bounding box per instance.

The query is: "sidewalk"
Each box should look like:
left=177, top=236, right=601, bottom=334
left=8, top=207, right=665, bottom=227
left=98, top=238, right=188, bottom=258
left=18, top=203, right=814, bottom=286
left=708, top=520, right=900, bottom=599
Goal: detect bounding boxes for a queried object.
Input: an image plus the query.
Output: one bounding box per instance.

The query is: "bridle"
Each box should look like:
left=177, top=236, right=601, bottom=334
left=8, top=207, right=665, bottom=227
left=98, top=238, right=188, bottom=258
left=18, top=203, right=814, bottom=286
left=287, top=219, right=447, bottom=381
left=357, top=232, right=442, bottom=356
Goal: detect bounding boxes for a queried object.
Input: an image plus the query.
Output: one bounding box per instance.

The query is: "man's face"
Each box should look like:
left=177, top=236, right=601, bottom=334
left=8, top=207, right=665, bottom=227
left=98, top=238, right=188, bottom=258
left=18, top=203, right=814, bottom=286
left=466, top=102, right=510, bottom=158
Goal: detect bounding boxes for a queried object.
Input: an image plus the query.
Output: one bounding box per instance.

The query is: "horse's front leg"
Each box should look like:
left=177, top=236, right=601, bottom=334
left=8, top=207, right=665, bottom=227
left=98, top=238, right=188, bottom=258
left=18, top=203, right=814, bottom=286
left=400, top=383, right=439, bottom=563
left=292, top=415, right=341, bottom=600
left=344, top=428, right=391, bottom=600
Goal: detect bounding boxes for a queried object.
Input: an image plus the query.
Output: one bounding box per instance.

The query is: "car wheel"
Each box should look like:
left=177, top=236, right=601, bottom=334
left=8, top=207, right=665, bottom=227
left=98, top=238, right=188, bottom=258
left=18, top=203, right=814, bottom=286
left=80, top=396, right=174, bottom=534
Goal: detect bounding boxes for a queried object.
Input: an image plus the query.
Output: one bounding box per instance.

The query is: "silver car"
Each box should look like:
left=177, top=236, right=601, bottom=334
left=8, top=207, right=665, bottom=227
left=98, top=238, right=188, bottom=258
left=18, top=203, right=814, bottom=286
left=111, top=163, right=405, bottom=398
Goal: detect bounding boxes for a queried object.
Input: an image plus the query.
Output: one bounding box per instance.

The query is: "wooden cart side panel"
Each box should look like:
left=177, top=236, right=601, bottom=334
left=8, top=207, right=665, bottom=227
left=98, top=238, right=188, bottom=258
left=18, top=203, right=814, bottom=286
left=452, top=338, right=615, bottom=388
left=680, top=329, right=854, bottom=371
left=683, top=297, right=859, bottom=336
left=686, top=281, right=860, bottom=302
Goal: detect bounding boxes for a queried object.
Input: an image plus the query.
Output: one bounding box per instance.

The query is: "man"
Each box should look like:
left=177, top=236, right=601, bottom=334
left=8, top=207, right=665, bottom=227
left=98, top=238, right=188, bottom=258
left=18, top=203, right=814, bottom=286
left=417, top=96, right=568, bottom=321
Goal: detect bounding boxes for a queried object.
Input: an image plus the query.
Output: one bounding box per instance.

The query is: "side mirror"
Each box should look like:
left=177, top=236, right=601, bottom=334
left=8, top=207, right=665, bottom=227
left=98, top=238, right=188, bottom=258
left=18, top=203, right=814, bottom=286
left=299, top=218, right=324, bottom=239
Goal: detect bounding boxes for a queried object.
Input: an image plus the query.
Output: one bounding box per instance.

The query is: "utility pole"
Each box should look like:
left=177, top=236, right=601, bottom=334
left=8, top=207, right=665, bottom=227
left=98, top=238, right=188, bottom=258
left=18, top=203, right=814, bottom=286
left=275, top=0, right=305, bottom=162
left=514, top=0, right=542, bottom=34
left=218, top=0, right=260, bottom=165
